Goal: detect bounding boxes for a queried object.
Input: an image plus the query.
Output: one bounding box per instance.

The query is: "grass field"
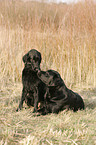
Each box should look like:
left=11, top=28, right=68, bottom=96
left=0, top=84, right=96, bottom=144
left=0, top=0, right=96, bottom=144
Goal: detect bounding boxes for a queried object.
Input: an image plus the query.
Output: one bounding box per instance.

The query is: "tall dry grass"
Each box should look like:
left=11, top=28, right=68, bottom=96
left=0, top=1, right=96, bottom=144
left=0, top=0, right=96, bottom=89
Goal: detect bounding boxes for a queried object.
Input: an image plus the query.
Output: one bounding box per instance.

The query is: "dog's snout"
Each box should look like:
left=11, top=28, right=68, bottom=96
left=37, top=69, right=41, bottom=73
left=34, top=67, right=40, bottom=73
left=37, top=69, right=41, bottom=76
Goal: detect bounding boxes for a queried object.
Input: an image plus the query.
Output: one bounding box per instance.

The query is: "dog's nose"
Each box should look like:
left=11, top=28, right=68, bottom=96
left=37, top=70, right=41, bottom=76
left=34, top=68, right=41, bottom=73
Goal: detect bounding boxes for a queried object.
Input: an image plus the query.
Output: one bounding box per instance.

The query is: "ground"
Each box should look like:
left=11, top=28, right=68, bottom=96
left=0, top=83, right=96, bottom=145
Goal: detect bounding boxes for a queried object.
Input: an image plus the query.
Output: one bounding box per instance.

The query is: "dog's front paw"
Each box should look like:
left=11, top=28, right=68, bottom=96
left=16, top=107, right=21, bottom=112
left=33, top=108, right=36, bottom=113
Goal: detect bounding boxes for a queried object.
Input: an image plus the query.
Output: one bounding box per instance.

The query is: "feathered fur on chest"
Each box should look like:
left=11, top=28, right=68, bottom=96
left=22, top=68, right=40, bottom=89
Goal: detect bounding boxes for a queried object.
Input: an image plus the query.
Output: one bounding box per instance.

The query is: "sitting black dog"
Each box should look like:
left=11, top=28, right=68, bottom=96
left=37, top=70, right=85, bottom=115
left=16, top=49, right=46, bottom=112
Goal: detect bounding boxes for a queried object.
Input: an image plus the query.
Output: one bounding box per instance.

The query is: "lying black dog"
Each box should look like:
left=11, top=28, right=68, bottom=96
left=37, top=70, right=85, bottom=115
left=16, top=49, right=46, bottom=112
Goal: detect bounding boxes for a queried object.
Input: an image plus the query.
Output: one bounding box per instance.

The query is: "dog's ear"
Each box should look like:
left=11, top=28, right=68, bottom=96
left=39, top=53, right=42, bottom=63
left=22, top=53, right=29, bottom=63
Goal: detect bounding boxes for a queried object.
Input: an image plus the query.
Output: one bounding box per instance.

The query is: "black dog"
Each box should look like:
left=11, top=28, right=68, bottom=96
left=16, top=49, right=46, bottom=112
left=37, top=70, right=85, bottom=115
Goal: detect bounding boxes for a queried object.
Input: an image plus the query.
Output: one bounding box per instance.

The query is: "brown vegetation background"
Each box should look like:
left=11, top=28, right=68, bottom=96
left=0, top=0, right=96, bottom=89
left=0, top=1, right=96, bottom=144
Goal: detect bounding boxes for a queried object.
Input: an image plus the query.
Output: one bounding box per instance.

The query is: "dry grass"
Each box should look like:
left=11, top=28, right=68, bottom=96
left=0, top=84, right=96, bottom=144
left=0, top=0, right=96, bottom=144
left=0, top=0, right=96, bottom=88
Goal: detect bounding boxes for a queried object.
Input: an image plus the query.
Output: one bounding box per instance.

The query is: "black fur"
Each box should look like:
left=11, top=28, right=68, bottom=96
left=37, top=70, right=85, bottom=115
left=16, top=49, right=46, bottom=112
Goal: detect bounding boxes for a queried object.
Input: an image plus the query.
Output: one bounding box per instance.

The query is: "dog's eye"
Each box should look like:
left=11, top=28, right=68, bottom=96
left=28, top=57, right=32, bottom=62
left=33, top=56, right=39, bottom=62
left=27, top=57, right=31, bottom=62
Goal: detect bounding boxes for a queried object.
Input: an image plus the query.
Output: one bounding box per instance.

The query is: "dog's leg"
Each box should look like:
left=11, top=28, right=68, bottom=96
left=37, top=88, right=50, bottom=115
left=33, top=87, right=39, bottom=113
left=16, top=88, right=26, bottom=111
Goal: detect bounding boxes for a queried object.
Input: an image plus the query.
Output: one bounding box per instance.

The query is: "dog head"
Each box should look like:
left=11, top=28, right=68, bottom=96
left=37, top=70, right=64, bottom=87
left=23, top=49, right=41, bottom=72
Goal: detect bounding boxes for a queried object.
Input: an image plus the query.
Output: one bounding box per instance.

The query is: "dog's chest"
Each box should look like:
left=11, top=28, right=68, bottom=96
left=22, top=69, right=39, bottom=88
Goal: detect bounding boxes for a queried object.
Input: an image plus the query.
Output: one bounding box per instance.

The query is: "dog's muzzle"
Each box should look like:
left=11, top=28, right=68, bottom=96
left=34, top=67, right=41, bottom=73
